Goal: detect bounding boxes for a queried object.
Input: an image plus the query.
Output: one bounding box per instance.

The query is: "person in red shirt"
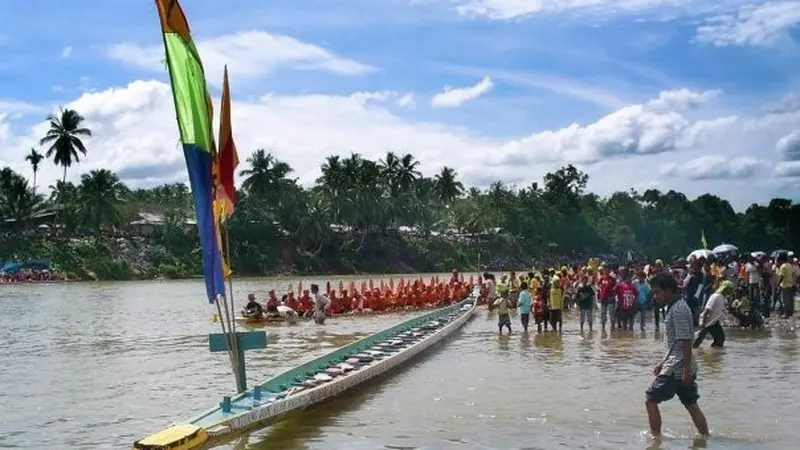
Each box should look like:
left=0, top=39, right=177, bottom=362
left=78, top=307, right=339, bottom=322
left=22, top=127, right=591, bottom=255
left=598, top=267, right=617, bottom=331
left=265, top=290, right=279, bottom=314
left=285, top=291, right=298, bottom=312
left=614, top=267, right=639, bottom=331
left=299, top=290, right=313, bottom=317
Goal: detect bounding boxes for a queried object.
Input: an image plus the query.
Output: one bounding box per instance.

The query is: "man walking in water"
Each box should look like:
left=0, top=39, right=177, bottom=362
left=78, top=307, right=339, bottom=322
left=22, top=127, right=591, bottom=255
left=645, top=273, right=709, bottom=439
left=310, top=284, right=330, bottom=325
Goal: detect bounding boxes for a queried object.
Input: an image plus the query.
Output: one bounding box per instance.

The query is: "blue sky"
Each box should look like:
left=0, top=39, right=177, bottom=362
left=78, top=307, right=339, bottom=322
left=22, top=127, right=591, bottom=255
left=1, top=0, right=800, bottom=209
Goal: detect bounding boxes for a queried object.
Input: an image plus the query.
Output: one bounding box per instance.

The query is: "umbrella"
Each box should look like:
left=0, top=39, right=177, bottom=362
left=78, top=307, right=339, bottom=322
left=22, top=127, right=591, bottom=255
left=712, top=244, right=738, bottom=255
left=688, top=249, right=714, bottom=260
left=771, top=250, right=789, bottom=258
left=750, top=251, right=766, bottom=258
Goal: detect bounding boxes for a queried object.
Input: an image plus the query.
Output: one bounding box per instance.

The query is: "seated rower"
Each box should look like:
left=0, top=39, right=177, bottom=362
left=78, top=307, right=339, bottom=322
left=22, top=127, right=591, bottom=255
left=266, top=293, right=280, bottom=315
left=243, top=293, right=264, bottom=318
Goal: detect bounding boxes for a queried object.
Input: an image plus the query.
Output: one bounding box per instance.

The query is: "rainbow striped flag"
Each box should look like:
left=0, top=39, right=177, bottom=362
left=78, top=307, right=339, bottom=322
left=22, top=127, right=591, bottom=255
left=155, top=0, right=225, bottom=302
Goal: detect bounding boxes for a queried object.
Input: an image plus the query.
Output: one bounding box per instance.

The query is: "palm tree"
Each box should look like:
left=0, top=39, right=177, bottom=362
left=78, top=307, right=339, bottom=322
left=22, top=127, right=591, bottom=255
left=77, top=169, right=127, bottom=231
left=48, top=180, right=80, bottom=232
left=39, top=108, right=92, bottom=183
left=433, top=166, right=463, bottom=204
left=239, top=149, right=293, bottom=203
left=318, top=155, right=344, bottom=195
left=0, top=176, right=43, bottom=226
left=395, top=153, right=420, bottom=193
left=24, top=148, right=44, bottom=194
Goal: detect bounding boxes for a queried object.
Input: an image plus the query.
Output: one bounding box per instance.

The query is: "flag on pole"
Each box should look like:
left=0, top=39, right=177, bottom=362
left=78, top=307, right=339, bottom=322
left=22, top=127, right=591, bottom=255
left=154, top=0, right=225, bottom=302
left=701, top=229, right=708, bottom=250
left=215, top=65, right=239, bottom=221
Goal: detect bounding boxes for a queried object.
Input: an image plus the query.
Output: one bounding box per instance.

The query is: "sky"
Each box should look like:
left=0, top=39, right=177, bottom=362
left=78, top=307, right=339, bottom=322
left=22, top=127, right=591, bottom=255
left=2, top=0, right=800, bottom=210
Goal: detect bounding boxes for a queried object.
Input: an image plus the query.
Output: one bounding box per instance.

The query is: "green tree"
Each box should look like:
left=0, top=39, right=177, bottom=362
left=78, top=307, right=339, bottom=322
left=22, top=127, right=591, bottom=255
left=24, top=148, right=44, bottom=195
left=78, top=169, right=128, bottom=231
left=39, top=108, right=92, bottom=183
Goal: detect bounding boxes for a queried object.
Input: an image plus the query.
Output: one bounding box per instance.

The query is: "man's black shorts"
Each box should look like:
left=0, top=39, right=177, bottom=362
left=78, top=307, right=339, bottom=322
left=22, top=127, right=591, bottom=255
left=646, top=375, right=699, bottom=406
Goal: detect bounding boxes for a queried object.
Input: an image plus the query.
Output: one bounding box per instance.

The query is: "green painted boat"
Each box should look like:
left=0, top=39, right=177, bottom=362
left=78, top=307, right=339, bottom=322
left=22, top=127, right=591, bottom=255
left=133, top=287, right=480, bottom=450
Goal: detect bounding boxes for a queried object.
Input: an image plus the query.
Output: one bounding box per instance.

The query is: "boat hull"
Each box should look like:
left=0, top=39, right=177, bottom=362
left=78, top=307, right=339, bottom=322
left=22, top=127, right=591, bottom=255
left=134, top=288, right=479, bottom=449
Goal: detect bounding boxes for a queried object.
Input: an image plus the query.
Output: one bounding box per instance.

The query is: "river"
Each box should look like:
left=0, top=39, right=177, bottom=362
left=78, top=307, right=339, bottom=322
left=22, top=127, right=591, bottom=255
left=0, top=276, right=796, bottom=450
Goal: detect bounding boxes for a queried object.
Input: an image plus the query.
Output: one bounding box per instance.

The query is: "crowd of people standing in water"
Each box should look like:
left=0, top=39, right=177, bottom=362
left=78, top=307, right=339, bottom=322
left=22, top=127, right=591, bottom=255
left=482, top=252, right=799, bottom=339
left=481, top=251, right=797, bottom=439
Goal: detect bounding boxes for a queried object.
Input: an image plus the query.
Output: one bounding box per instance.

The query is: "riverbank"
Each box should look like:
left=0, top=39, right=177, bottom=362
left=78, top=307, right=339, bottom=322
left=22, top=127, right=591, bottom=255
left=0, top=232, right=536, bottom=281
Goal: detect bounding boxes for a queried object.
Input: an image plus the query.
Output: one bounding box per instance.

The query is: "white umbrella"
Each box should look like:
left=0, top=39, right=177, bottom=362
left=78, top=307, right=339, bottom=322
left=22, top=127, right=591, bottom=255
left=688, top=249, right=714, bottom=260
left=712, top=243, right=738, bottom=255
left=751, top=251, right=766, bottom=258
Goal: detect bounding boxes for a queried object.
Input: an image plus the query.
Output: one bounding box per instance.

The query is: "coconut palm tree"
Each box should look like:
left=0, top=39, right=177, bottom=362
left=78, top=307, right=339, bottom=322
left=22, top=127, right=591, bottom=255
left=239, top=149, right=294, bottom=204
left=24, top=148, right=44, bottom=195
left=77, top=169, right=128, bottom=231
left=0, top=175, right=43, bottom=226
left=395, top=153, right=420, bottom=193
left=433, top=166, right=463, bottom=204
left=39, top=108, right=92, bottom=183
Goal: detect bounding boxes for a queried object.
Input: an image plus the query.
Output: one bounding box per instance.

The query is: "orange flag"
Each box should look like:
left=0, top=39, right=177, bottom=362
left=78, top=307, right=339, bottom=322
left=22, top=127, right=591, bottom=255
left=215, top=65, right=239, bottom=222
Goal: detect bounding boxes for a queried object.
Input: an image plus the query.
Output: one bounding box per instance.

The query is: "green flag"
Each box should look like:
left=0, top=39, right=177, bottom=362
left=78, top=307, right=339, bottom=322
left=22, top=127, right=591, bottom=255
left=701, top=229, right=708, bottom=250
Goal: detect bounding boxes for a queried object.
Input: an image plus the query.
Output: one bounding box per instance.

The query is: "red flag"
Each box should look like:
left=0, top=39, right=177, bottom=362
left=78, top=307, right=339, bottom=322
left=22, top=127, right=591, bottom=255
left=216, top=65, right=239, bottom=220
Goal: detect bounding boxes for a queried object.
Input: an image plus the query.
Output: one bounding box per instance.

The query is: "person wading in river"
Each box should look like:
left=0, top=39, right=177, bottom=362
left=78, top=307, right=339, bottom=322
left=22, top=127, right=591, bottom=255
left=645, top=273, right=709, bottom=439
left=310, top=284, right=330, bottom=325
left=517, top=281, right=532, bottom=333
left=494, top=294, right=512, bottom=335
left=693, top=280, right=729, bottom=348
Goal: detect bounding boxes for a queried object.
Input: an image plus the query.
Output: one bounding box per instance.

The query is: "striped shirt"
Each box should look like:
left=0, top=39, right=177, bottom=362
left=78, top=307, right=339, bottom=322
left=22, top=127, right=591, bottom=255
left=660, top=298, right=698, bottom=379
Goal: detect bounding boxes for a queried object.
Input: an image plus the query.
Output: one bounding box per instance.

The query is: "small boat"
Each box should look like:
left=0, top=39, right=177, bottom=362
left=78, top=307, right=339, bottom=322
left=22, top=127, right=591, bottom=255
left=234, top=315, right=285, bottom=325
left=133, top=287, right=479, bottom=449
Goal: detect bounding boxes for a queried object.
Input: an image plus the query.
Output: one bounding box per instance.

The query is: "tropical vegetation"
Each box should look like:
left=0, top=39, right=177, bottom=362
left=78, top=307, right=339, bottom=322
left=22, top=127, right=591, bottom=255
left=1, top=108, right=798, bottom=281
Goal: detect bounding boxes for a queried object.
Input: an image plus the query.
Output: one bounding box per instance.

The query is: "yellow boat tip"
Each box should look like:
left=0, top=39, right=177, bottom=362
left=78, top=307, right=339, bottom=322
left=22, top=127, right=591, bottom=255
left=133, top=424, right=208, bottom=450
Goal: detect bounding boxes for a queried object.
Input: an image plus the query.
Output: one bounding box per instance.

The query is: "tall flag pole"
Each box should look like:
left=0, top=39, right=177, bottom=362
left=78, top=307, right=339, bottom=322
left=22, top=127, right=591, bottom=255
left=214, top=66, right=240, bottom=331
left=154, top=0, right=225, bottom=303
left=154, top=0, right=246, bottom=392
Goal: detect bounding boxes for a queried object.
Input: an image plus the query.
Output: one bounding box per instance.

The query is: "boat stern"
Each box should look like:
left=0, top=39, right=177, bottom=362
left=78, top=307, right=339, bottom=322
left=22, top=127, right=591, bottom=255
left=133, top=424, right=208, bottom=450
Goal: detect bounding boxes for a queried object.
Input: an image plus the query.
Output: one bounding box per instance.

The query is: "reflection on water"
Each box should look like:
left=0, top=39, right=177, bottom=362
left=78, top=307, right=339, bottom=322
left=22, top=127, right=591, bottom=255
left=0, top=277, right=797, bottom=450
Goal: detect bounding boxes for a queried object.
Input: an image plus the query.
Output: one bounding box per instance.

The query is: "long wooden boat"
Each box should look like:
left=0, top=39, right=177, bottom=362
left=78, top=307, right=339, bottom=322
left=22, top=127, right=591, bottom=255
left=133, top=286, right=479, bottom=450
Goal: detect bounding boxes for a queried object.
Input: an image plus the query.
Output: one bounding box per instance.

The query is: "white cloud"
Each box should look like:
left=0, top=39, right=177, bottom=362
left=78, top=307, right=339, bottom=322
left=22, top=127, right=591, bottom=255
left=61, top=46, right=72, bottom=58
left=696, top=2, right=800, bottom=47
left=660, top=155, right=764, bottom=180
left=647, top=88, right=722, bottom=110
left=397, top=93, right=416, bottom=109
left=107, top=30, right=374, bottom=86
left=487, top=88, right=719, bottom=167
left=430, top=76, right=494, bottom=108
left=0, top=80, right=495, bottom=188
left=776, top=130, right=800, bottom=161
left=0, top=80, right=796, bottom=208
left=775, top=161, right=800, bottom=177
left=446, top=0, right=728, bottom=20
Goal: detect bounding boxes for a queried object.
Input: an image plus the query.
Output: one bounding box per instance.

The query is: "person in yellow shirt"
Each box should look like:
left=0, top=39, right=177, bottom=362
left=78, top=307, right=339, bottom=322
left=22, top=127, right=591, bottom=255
left=527, top=272, right=541, bottom=293
left=549, top=275, right=564, bottom=332
left=777, top=254, right=796, bottom=318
